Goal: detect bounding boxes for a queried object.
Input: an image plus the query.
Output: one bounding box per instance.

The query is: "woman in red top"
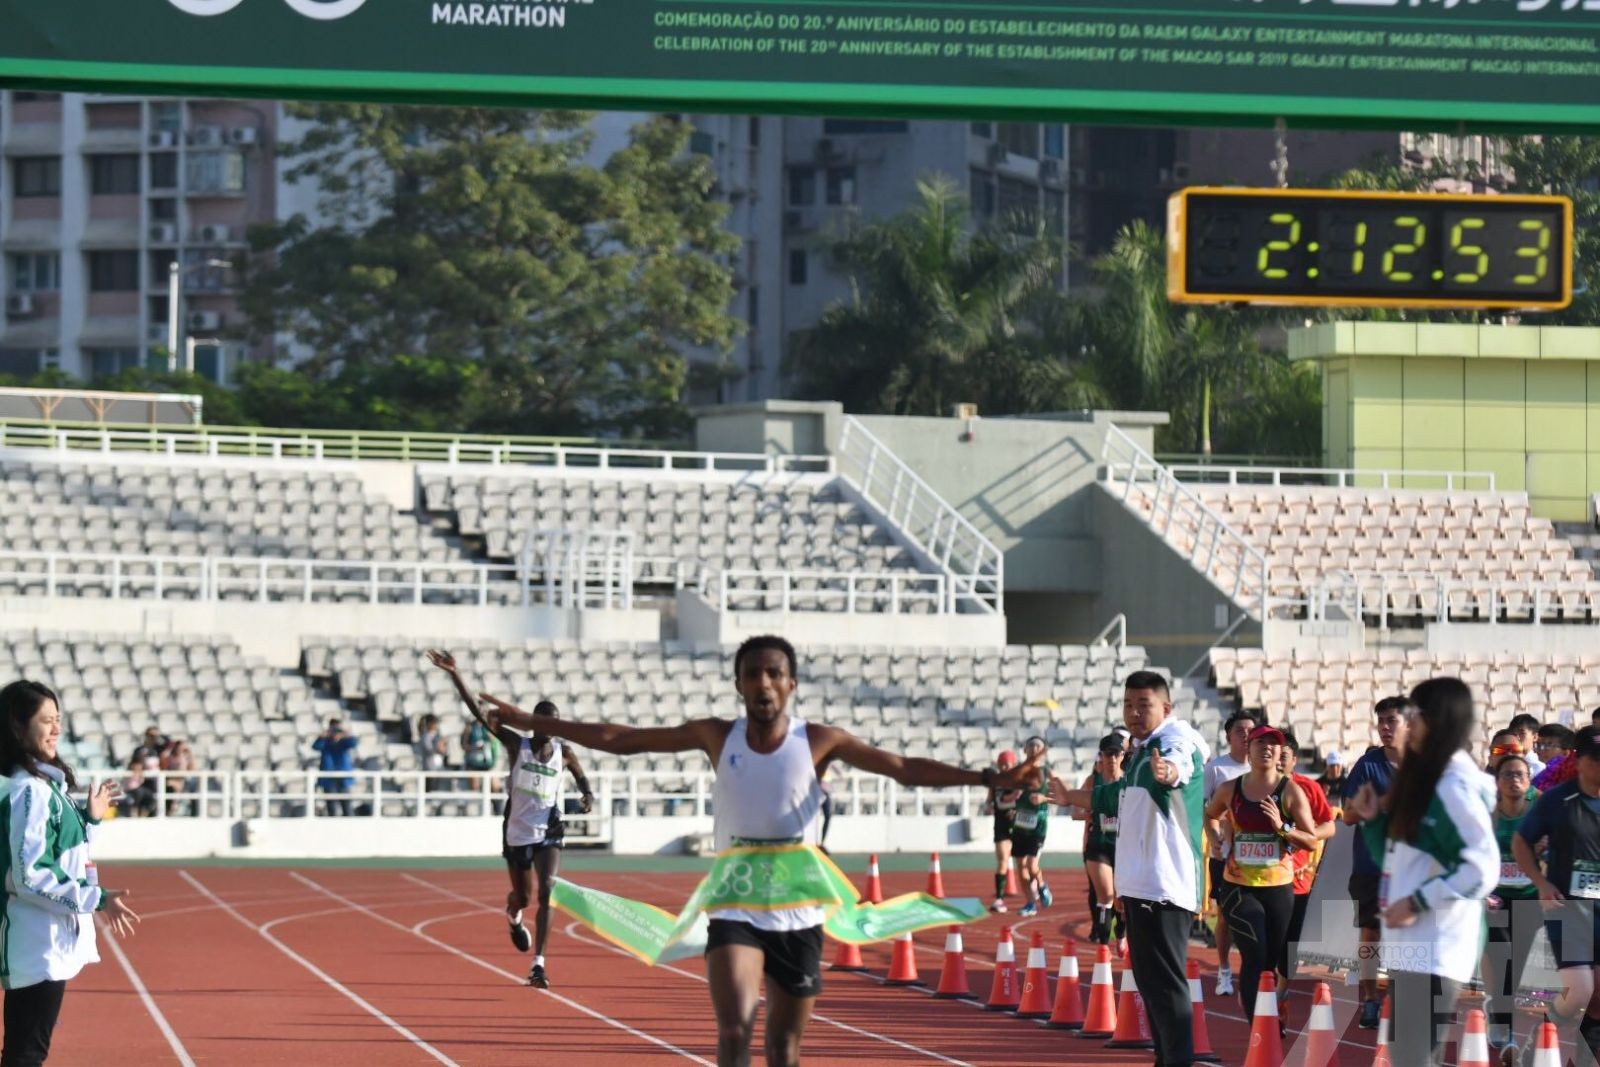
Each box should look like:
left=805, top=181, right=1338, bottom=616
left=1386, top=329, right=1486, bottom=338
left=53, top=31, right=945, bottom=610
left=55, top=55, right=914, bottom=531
left=1204, top=725, right=1320, bottom=1024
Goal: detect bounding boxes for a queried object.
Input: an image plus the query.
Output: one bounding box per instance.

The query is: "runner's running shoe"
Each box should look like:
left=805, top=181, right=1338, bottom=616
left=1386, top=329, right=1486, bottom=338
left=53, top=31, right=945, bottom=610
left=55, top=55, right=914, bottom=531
left=1019, top=903, right=1039, bottom=918
left=528, top=963, right=550, bottom=989
left=1358, top=999, right=1381, bottom=1030
left=1039, top=884, right=1054, bottom=909
left=989, top=897, right=1008, bottom=914
left=510, top=920, right=531, bottom=953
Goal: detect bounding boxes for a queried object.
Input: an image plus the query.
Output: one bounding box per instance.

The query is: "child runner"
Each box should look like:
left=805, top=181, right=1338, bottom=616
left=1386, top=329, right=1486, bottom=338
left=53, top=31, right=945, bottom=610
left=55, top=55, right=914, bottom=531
left=1205, top=725, right=1321, bottom=1028
left=985, top=749, right=1019, bottom=913
left=476, top=634, right=1039, bottom=1067
left=425, top=650, right=593, bottom=990
left=1, top=680, right=139, bottom=1067
left=1079, top=733, right=1126, bottom=954
left=1012, top=735, right=1054, bottom=918
left=1344, top=678, right=1497, bottom=1067
left=1482, top=748, right=1538, bottom=1063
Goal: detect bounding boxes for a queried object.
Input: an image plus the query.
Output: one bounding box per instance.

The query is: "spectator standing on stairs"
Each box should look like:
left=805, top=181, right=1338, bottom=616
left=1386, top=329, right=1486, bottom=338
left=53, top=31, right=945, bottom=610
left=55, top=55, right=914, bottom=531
left=313, top=718, right=358, bottom=816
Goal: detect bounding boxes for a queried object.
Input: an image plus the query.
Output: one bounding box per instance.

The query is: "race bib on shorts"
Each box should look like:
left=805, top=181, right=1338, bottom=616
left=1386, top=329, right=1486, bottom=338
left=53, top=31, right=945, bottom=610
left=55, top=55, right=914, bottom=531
left=1234, top=833, right=1283, bottom=867
left=1014, top=810, right=1040, bottom=831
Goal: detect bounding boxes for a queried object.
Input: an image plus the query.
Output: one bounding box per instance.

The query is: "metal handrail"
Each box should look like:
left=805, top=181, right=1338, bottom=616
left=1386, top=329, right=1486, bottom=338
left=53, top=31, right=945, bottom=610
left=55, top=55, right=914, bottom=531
left=441, top=442, right=836, bottom=474
left=1090, top=613, right=1127, bottom=648
left=0, top=549, right=526, bottom=606
left=706, top=568, right=950, bottom=615
left=835, top=417, right=1004, bottom=615
left=1166, top=463, right=1498, bottom=492
left=518, top=527, right=635, bottom=611
left=1296, top=569, right=1600, bottom=629
left=1101, top=424, right=1270, bottom=619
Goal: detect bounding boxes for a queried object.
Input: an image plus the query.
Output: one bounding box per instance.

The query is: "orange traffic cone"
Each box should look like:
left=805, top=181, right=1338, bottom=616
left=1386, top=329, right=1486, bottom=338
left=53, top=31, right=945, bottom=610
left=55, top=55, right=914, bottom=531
left=1046, top=939, right=1085, bottom=1030
left=1004, top=857, right=1020, bottom=896
left=1189, top=959, right=1221, bottom=1064
left=886, top=931, right=920, bottom=985
left=1298, top=981, right=1337, bottom=1067
left=984, top=926, right=1021, bottom=1011
left=1078, top=944, right=1118, bottom=1039
left=1529, top=1021, right=1561, bottom=1067
left=933, top=926, right=972, bottom=999
left=1243, top=972, right=1284, bottom=1067
left=1458, top=1009, right=1491, bottom=1067
left=925, top=853, right=946, bottom=899
left=1369, top=995, right=1391, bottom=1067
left=1016, top=931, right=1053, bottom=1018
left=1104, top=968, right=1154, bottom=1049
left=862, top=854, right=884, bottom=905
left=828, top=938, right=865, bottom=972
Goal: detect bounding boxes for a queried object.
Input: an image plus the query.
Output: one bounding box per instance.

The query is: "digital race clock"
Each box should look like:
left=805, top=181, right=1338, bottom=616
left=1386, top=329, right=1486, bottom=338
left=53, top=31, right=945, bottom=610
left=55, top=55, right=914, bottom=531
left=1167, top=188, right=1572, bottom=311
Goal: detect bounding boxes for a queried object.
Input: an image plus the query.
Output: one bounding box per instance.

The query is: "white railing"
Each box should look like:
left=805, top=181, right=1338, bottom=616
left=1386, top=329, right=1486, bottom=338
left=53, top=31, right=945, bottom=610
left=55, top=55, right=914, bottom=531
left=0, top=425, right=329, bottom=461
left=0, top=550, right=527, bottom=606
left=444, top=441, right=835, bottom=474
left=1296, top=570, right=1600, bottom=629
left=835, top=417, right=1004, bottom=615
left=1101, top=424, right=1270, bottom=618
left=518, top=527, right=635, bottom=610
left=1167, top=463, right=1497, bottom=493
left=705, top=568, right=950, bottom=615
left=89, top=769, right=993, bottom=840
left=1091, top=613, right=1127, bottom=648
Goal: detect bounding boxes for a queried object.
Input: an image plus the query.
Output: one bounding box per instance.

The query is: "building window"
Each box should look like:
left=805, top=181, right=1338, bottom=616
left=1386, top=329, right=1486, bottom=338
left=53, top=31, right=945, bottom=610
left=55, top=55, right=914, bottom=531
left=787, top=167, right=816, bottom=207
left=997, top=123, right=1041, bottom=160
left=11, top=93, right=60, bottom=103
left=788, top=249, right=807, bottom=286
left=90, top=153, right=140, bottom=195
left=13, top=157, right=61, bottom=197
left=1044, top=125, right=1066, bottom=161
left=746, top=285, right=759, bottom=327
left=688, top=130, right=716, bottom=157
left=149, top=154, right=178, bottom=190
left=151, top=102, right=182, bottom=134
left=0, top=350, right=47, bottom=376
left=970, top=170, right=996, bottom=221
left=824, top=167, right=856, bottom=206
left=970, top=122, right=993, bottom=138
left=748, top=116, right=761, bottom=147
left=9, top=253, right=60, bottom=293
left=998, top=177, right=1038, bottom=229
left=822, top=119, right=909, bottom=135
left=1044, top=190, right=1065, bottom=233
left=88, top=251, right=139, bottom=292
left=87, top=348, right=143, bottom=380
left=185, top=151, right=245, bottom=194
left=150, top=198, right=177, bottom=222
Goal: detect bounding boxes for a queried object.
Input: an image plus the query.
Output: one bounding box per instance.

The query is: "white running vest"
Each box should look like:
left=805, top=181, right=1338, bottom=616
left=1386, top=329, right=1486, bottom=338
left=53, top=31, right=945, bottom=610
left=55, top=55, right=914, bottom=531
left=504, top=737, right=564, bottom=847
left=711, top=717, right=826, bottom=931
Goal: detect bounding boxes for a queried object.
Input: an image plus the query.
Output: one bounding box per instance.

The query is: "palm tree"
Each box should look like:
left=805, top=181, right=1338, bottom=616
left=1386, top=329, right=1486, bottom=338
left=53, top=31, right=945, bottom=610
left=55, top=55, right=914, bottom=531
left=787, top=176, right=1070, bottom=415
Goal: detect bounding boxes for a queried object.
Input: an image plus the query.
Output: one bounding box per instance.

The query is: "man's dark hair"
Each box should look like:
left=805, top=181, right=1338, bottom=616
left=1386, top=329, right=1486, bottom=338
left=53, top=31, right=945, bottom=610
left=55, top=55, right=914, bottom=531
left=1508, top=713, right=1543, bottom=734
left=1098, top=734, right=1124, bottom=756
left=328, top=717, right=342, bottom=729
left=1374, top=696, right=1413, bottom=718
left=1490, top=728, right=1519, bottom=747
left=1538, top=723, right=1576, bottom=750
left=1223, top=711, right=1256, bottom=736
left=1024, top=735, right=1045, bottom=749
left=534, top=700, right=559, bottom=717
left=1277, top=724, right=1299, bottom=753
left=1124, top=670, right=1169, bottom=697
left=733, top=634, right=798, bottom=679
left=1591, top=707, right=1600, bottom=726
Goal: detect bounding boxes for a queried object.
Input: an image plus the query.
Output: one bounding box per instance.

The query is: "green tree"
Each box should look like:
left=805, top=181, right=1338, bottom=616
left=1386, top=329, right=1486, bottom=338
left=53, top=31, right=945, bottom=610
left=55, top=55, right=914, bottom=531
left=243, top=105, right=739, bottom=438
left=787, top=176, right=1084, bottom=416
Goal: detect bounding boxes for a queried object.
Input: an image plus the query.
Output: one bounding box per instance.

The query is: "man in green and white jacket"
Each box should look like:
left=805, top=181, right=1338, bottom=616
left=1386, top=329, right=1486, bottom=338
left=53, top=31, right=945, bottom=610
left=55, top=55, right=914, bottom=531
left=1054, top=670, right=1210, bottom=1067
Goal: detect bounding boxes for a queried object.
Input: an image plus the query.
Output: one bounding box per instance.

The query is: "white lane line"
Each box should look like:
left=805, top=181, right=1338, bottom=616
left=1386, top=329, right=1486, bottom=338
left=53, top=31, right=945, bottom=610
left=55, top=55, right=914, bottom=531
left=99, top=921, right=198, bottom=1067
left=403, top=873, right=975, bottom=1067
left=178, top=871, right=459, bottom=1067
left=291, top=872, right=714, bottom=1067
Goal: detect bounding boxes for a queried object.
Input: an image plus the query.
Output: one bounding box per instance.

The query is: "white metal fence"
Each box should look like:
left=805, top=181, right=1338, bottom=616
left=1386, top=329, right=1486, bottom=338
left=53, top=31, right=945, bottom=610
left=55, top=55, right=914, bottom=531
left=0, top=550, right=527, bottom=605
left=1166, top=462, right=1497, bottom=493
left=94, top=769, right=992, bottom=845
left=443, top=442, right=835, bottom=474
left=836, top=417, right=1004, bottom=615
left=705, top=569, right=949, bottom=615
left=1101, top=424, right=1269, bottom=618
left=518, top=528, right=636, bottom=610
left=1295, top=570, right=1600, bottom=629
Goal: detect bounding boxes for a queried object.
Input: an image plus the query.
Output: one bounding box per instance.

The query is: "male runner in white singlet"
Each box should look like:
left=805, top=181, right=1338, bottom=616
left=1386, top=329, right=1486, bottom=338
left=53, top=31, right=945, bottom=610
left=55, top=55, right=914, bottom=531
left=426, top=650, right=592, bottom=989
left=477, top=634, right=1040, bottom=1067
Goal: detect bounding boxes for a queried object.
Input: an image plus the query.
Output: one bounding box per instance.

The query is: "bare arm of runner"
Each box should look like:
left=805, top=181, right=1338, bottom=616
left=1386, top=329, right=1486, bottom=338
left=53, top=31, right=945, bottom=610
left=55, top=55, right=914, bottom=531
left=478, top=693, right=731, bottom=764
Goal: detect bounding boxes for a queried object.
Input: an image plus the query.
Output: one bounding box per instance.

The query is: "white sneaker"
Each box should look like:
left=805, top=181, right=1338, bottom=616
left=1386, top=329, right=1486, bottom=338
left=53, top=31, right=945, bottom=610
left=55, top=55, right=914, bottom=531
left=989, top=897, right=1008, bottom=913
left=1215, top=969, right=1234, bottom=997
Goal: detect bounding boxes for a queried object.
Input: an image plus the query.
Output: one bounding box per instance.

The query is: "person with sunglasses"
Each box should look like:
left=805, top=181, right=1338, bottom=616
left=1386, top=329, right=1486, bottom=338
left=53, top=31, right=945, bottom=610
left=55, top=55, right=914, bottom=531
left=1482, top=748, right=1540, bottom=1062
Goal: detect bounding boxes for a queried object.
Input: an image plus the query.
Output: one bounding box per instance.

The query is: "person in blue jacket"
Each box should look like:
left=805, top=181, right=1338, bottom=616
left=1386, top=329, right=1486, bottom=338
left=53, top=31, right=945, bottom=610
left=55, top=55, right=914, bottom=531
left=312, top=718, right=359, bottom=816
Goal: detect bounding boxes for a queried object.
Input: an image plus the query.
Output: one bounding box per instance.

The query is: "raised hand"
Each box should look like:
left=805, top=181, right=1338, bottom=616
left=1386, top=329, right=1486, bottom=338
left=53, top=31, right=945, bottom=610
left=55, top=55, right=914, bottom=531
left=992, top=748, right=1046, bottom=790
left=1149, top=752, right=1178, bottom=786
left=87, top=779, right=121, bottom=822
left=424, top=649, right=457, bottom=674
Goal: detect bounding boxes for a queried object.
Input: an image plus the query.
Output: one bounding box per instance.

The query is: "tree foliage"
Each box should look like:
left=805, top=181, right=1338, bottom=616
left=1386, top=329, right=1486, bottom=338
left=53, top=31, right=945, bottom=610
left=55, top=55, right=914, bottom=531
left=241, top=104, right=739, bottom=437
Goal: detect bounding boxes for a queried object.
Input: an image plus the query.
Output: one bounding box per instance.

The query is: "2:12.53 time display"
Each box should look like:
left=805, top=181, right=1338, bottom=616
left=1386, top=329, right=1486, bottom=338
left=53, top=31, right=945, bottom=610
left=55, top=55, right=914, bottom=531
left=1167, top=188, right=1572, bottom=310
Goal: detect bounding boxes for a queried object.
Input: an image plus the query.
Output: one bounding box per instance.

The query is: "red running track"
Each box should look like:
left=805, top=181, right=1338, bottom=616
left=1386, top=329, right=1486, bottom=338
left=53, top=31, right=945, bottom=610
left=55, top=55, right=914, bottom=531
left=46, top=864, right=1430, bottom=1066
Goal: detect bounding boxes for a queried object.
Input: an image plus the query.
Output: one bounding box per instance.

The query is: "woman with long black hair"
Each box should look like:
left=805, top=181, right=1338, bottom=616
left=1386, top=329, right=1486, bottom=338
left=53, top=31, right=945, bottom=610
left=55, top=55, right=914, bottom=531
left=1, top=680, right=139, bottom=1066
left=1345, top=677, right=1498, bottom=1067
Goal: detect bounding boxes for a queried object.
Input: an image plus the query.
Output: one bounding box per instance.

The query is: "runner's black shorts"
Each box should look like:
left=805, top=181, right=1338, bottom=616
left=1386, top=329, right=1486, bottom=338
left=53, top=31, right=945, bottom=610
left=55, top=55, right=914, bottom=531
left=1084, top=841, right=1116, bottom=866
left=503, top=838, right=563, bottom=869
left=1349, top=872, right=1382, bottom=931
left=992, top=811, right=1013, bottom=844
left=706, top=920, right=824, bottom=998
left=1009, top=828, right=1046, bottom=859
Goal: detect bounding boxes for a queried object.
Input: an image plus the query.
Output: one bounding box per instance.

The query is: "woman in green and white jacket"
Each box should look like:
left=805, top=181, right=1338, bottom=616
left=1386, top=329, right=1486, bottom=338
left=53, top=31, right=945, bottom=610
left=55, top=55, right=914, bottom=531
left=1344, top=676, right=1498, bottom=1067
left=2, top=680, right=138, bottom=1067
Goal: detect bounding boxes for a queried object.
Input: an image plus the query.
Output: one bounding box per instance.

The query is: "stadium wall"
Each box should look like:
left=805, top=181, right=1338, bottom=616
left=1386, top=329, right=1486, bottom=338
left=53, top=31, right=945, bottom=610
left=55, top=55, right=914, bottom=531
left=1291, top=322, right=1600, bottom=522
left=674, top=589, right=1007, bottom=648
left=1088, top=484, right=1261, bottom=676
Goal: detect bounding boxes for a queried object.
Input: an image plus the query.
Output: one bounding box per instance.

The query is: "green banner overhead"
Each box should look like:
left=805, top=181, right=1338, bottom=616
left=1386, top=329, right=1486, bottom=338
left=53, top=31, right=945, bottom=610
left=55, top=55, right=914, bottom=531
left=2, top=0, right=1600, bottom=127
